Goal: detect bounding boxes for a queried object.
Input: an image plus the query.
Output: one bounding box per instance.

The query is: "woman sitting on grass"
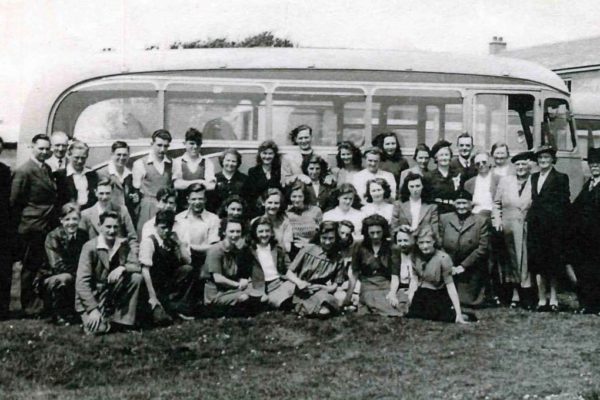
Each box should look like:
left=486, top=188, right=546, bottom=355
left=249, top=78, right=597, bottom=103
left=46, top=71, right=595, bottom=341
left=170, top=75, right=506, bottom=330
left=406, top=225, right=468, bottom=324
left=285, top=221, right=347, bottom=317
left=244, top=216, right=295, bottom=309
left=258, top=188, right=293, bottom=254
left=346, top=214, right=408, bottom=316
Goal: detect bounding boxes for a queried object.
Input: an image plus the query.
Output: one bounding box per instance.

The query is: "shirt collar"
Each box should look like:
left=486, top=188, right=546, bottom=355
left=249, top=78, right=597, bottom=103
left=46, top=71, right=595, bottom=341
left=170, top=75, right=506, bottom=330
left=183, top=208, right=209, bottom=220
left=108, top=161, right=132, bottom=179
left=147, top=153, right=171, bottom=165
left=30, top=156, right=44, bottom=168
left=66, top=164, right=91, bottom=177
left=96, top=235, right=126, bottom=258
left=151, top=232, right=165, bottom=247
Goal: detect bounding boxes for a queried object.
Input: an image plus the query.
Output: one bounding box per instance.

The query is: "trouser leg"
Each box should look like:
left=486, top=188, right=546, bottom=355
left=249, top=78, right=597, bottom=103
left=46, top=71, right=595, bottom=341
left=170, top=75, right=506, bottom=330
left=19, top=232, right=46, bottom=316
left=43, top=273, right=75, bottom=318
left=106, top=272, right=142, bottom=326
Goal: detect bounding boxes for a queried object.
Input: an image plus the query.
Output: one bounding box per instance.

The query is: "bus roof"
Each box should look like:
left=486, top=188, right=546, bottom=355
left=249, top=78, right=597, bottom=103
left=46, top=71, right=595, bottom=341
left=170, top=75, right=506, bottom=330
left=20, top=47, right=568, bottom=140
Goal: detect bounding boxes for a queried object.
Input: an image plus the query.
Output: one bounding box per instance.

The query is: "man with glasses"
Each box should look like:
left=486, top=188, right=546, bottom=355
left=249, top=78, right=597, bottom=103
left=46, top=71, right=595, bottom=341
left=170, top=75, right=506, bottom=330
left=46, top=131, right=69, bottom=172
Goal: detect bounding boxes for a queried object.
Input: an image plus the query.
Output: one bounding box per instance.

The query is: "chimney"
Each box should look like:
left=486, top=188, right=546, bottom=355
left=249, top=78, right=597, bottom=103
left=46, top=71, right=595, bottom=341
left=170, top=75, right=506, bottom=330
left=489, top=36, right=507, bottom=55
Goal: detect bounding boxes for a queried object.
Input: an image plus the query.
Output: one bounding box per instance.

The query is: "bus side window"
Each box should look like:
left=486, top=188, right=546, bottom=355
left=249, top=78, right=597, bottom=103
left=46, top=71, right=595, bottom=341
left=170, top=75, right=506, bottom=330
left=543, top=99, right=576, bottom=151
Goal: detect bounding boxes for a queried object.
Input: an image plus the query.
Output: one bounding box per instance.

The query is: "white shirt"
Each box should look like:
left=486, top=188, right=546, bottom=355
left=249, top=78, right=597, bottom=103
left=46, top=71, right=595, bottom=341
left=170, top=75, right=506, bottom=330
left=352, top=168, right=397, bottom=203
left=141, top=216, right=181, bottom=240
left=96, top=235, right=126, bottom=260
left=67, top=164, right=91, bottom=206
left=322, top=207, right=365, bottom=240
left=256, top=245, right=279, bottom=282
left=399, top=252, right=413, bottom=285
left=47, top=155, right=67, bottom=172
left=472, top=174, right=494, bottom=214
left=132, top=153, right=172, bottom=189
left=173, top=209, right=220, bottom=251
left=361, top=203, right=393, bottom=224
left=409, top=198, right=422, bottom=232
left=107, top=161, right=132, bottom=184
left=537, top=169, right=551, bottom=193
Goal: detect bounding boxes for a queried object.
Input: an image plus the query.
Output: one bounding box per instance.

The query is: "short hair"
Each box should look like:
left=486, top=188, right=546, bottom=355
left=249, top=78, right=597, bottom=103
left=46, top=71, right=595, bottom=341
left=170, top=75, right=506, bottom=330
left=185, top=128, right=203, bottom=145
left=156, top=187, right=177, bottom=202
left=218, top=195, right=246, bottom=219
left=60, top=202, right=81, bottom=219
left=50, top=131, right=68, bottom=141
left=154, top=209, right=176, bottom=228
left=68, top=140, right=89, bottom=155
left=187, top=183, right=206, bottom=197
left=151, top=129, right=172, bottom=143
left=301, top=154, right=328, bottom=183
left=361, top=214, right=391, bottom=245
left=96, top=177, right=113, bottom=189
left=416, top=225, right=439, bottom=248
left=256, top=140, right=281, bottom=169
left=285, top=180, right=311, bottom=208
left=289, top=124, right=312, bottom=145
left=364, top=178, right=392, bottom=203
left=399, top=172, right=424, bottom=202
left=218, top=148, right=242, bottom=168
left=336, top=141, right=362, bottom=169
left=491, top=142, right=510, bottom=158
left=32, top=134, right=50, bottom=144
left=413, top=143, right=432, bottom=160
left=372, top=132, right=403, bottom=161
left=456, top=132, right=473, bottom=145
left=249, top=216, right=277, bottom=248
left=218, top=217, right=244, bottom=240
left=99, top=210, right=121, bottom=225
left=111, top=141, right=130, bottom=153
left=363, top=147, right=383, bottom=159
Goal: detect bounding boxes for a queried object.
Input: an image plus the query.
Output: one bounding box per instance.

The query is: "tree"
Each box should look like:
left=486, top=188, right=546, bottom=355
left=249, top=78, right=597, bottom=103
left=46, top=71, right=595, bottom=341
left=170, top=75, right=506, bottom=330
left=166, top=31, right=295, bottom=50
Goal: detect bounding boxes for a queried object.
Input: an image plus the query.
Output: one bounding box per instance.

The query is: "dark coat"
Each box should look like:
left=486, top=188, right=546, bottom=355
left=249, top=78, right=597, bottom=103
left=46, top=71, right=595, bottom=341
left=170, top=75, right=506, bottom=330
left=54, top=169, right=99, bottom=210
left=306, top=183, right=334, bottom=211
left=527, top=168, right=570, bottom=278
left=207, top=171, right=248, bottom=213
left=450, top=156, right=477, bottom=187
left=42, top=227, right=89, bottom=277
left=423, top=168, right=460, bottom=214
left=391, top=201, right=438, bottom=235
left=244, top=165, right=282, bottom=216
left=440, top=212, right=490, bottom=306
left=10, top=159, right=58, bottom=235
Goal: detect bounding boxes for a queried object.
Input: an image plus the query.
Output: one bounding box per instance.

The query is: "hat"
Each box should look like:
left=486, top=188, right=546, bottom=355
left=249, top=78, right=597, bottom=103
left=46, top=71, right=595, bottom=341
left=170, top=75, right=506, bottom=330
left=430, top=140, right=452, bottom=157
left=453, top=189, right=472, bottom=201
left=584, top=147, right=600, bottom=163
left=533, top=145, right=556, bottom=158
left=511, top=151, right=534, bottom=163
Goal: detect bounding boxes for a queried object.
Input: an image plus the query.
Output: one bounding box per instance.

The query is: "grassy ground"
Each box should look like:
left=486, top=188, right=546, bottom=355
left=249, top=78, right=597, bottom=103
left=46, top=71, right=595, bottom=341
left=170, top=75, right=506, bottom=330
left=0, top=304, right=599, bottom=400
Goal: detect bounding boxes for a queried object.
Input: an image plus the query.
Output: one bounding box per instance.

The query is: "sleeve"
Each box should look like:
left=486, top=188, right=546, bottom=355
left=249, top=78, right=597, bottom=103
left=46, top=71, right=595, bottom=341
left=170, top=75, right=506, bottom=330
left=461, top=216, right=490, bottom=270
left=387, top=173, right=398, bottom=200
left=281, top=218, right=293, bottom=253
left=204, top=158, right=217, bottom=185
left=138, top=237, right=155, bottom=267
left=121, top=207, right=139, bottom=254
left=280, top=155, right=294, bottom=186
left=288, top=245, right=308, bottom=273
left=207, top=215, right=221, bottom=245
left=205, top=245, right=223, bottom=275
left=79, top=214, right=94, bottom=239
left=428, top=205, right=439, bottom=238
left=131, top=159, right=145, bottom=189
left=350, top=242, right=363, bottom=276
left=390, top=246, right=401, bottom=276
left=44, top=231, right=69, bottom=276
left=440, top=253, right=454, bottom=285
left=123, top=242, right=141, bottom=273
left=75, top=243, right=100, bottom=312
left=172, top=158, right=183, bottom=181
left=10, top=167, right=28, bottom=213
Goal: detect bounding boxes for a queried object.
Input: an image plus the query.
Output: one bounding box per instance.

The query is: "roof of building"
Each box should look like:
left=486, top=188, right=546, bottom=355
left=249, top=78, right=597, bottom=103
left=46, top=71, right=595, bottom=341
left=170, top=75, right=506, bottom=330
left=503, top=36, right=600, bottom=71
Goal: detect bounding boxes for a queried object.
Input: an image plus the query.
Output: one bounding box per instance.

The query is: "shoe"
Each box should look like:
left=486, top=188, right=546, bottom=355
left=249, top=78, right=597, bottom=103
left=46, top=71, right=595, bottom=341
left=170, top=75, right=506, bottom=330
left=509, top=301, right=519, bottom=309
left=152, top=305, right=173, bottom=326
left=536, top=304, right=550, bottom=312
left=549, top=304, right=559, bottom=313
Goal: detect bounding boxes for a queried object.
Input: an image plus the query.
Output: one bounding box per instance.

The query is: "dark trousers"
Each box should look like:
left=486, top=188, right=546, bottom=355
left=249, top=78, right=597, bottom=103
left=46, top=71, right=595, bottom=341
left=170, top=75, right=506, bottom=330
left=0, top=250, right=12, bottom=318
left=43, top=273, right=75, bottom=318
left=19, top=232, right=47, bottom=316
left=151, top=264, right=200, bottom=315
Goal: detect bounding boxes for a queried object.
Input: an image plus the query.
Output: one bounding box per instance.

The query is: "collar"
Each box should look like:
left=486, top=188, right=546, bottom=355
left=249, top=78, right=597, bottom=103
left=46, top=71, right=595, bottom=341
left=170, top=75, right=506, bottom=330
left=147, top=153, right=171, bottom=165
left=108, top=161, right=132, bottom=179
left=30, top=156, right=44, bottom=168
left=96, top=203, right=108, bottom=216
left=459, top=155, right=470, bottom=167
left=96, top=235, right=126, bottom=258
left=539, top=168, right=552, bottom=177
left=150, top=233, right=165, bottom=247
left=182, top=153, right=202, bottom=164
left=182, top=208, right=210, bottom=220
left=66, top=164, right=91, bottom=177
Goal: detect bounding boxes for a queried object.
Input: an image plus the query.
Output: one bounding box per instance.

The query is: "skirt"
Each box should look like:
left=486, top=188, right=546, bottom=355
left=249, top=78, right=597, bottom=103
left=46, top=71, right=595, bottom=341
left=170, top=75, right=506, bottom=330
left=407, top=287, right=456, bottom=323
left=359, top=275, right=409, bottom=317
left=263, top=279, right=296, bottom=308
left=293, top=287, right=341, bottom=316
left=501, top=216, right=529, bottom=286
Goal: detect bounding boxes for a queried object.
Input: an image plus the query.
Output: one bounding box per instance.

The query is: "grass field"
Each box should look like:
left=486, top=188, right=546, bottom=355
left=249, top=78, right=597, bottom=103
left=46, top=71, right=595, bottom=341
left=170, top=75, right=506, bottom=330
left=0, top=302, right=599, bottom=400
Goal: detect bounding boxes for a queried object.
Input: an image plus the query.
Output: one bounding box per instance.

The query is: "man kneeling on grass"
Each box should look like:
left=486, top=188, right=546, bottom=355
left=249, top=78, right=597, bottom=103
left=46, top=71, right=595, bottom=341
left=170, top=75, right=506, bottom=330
left=76, top=211, right=142, bottom=334
left=139, top=209, right=199, bottom=324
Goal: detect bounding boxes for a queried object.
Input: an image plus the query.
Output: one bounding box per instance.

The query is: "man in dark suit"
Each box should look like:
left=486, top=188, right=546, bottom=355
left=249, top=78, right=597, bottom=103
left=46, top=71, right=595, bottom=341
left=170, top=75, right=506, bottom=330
left=0, top=137, right=14, bottom=320
left=567, top=147, right=600, bottom=314
left=10, top=133, right=58, bottom=316
left=450, top=133, right=477, bottom=186
left=54, top=141, right=98, bottom=210
left=527, top=145, right=570, bottom=312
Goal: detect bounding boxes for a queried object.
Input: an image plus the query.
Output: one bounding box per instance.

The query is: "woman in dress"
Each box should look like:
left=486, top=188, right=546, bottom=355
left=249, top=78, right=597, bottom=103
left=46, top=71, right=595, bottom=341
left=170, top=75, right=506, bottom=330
left=207, top=149, right=248, bottom=212
left=285, top=221, right=346, bottom=317
left=258, top=188, right=293, bottom=253
left=332, top=141, right=362, bottom=186
left=398, top=143, right=431, bottom=191
left=285, top=180, right=323, bottom=259
left=493, top=151, right=534, bottom=308
left=345, top=214, right=408, bottom=316
left=424, top=140, right=460, bottom=215
left=393, top=172, right=438, bottom=236
left=407, top=226, right=467, bottom=323
left=361, top=178, right=394, bottom=224
left=245, top=140, right=282, bottom=218
left=322, top=183, right=365, bottom=241
left=372, top=132, right=409, bottom=192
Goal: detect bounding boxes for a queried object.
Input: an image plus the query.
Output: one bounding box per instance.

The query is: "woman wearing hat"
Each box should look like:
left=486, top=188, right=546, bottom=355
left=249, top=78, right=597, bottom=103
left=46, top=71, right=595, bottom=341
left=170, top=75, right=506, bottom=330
left=493, top=151, right=534, bottom=308
left=527, top=145, right=570, bottom=312
left=440, top=189, right=490, bottom=307
left=567, top=147, right=600, bottom=314
left=424, top=140, right=460, bottom=215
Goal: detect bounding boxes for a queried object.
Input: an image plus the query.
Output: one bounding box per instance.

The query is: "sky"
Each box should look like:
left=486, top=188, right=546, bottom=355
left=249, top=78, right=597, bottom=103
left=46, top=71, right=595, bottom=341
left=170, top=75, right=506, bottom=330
left=2, top=0, right=600, bottom=140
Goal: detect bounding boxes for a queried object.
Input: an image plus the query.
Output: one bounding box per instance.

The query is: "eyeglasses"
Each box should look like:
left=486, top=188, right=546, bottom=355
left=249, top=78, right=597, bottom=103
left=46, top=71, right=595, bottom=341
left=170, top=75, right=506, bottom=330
left=474, top=160, right=488, bottom=166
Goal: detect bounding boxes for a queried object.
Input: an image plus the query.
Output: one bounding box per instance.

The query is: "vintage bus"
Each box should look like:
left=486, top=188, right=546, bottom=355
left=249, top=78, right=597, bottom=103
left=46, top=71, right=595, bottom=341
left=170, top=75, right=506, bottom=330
left=17, top=47, right=583, bottom=195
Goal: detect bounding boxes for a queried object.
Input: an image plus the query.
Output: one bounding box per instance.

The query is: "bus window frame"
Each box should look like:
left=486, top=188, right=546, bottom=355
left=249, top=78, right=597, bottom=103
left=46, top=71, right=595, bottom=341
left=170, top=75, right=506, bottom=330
left=541, top=94, right=578, bottom=154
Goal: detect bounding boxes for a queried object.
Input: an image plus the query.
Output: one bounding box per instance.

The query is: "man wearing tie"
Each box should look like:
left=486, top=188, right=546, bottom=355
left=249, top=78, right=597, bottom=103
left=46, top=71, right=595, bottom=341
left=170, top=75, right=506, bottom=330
left=54, top=141, right=98, bottom=210
left=46, top=131, right=69, bottom=172
left=10, top=134, right=58, bottom=316
left=450, top=133, right=478, bottom=186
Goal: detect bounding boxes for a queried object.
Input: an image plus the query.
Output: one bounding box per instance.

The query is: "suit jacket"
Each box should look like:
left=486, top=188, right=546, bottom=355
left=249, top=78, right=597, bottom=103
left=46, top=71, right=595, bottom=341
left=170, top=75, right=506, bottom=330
left=75, top=236, right=140, bottom=313
left=54, top=169, right=99, bottom=210
left=528, top=168, right=570, bottom=226
left=391, top=201, right=438, bottom=235
left=10, top=159, right=58, bottom=235
left=450, top=156, right=477, bottom=186
left=42, top=227, right=89, bottom=277
left=244, top=245, right=290, bottom=293
left=79, top=204, right=138, bottom=252
left=306, top=182, right=334, bottom=210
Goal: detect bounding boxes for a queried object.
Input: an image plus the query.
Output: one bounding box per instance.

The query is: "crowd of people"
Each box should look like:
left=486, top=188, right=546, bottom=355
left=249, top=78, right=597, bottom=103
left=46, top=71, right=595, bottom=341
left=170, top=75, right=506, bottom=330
left=0, top=123, right=599, bottom=335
